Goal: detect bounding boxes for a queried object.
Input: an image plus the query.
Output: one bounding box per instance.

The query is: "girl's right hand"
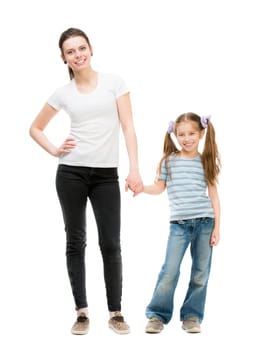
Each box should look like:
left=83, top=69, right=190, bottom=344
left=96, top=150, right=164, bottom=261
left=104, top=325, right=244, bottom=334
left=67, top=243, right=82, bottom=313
left=54, top=136, right=76, bottom=157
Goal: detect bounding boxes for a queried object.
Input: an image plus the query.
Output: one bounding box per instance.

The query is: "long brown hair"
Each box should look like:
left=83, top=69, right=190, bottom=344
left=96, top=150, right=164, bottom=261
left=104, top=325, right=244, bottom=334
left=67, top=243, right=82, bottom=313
left=58, top=28, right=92, bottom=80
left=158, top=112, right=221, bottom=185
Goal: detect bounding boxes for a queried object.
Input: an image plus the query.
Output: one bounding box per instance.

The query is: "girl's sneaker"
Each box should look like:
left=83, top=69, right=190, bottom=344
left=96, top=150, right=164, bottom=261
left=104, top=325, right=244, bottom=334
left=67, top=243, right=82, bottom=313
left=182, top=317, right=201, bottom=333
left=145, top=317, right=164, bottom=333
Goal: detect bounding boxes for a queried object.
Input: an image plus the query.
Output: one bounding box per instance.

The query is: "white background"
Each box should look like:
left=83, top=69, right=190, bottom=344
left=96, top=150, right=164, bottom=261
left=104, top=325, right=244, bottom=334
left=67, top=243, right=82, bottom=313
left=1, top=0, right=265, bottom=349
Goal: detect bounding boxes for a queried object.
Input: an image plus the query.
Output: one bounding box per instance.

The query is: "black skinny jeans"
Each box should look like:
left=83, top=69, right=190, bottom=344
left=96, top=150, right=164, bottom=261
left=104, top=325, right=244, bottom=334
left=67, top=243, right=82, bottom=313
left=56, top=165, right=122, bottom=311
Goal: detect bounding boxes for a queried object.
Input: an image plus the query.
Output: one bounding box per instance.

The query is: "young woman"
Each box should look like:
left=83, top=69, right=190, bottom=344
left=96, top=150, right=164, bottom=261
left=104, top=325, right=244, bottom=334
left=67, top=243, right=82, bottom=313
left=140, top=112, right=221, bottom=334
left=29, top=27, right=142, bottom=335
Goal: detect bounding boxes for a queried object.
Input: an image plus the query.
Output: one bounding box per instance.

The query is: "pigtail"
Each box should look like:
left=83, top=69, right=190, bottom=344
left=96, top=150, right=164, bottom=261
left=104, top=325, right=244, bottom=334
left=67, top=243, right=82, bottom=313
left=157, top=129, right=179, bottom=178
left=201, top=121, right=221, bottom=185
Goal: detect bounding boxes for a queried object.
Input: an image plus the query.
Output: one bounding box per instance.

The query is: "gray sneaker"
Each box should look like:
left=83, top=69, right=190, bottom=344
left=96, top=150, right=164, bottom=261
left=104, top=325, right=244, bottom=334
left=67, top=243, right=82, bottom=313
left=182, top=317, right=201, bottom=333
left=71, top=313, right=89, bottom=335
left=145, top=317, right=164, bottom=333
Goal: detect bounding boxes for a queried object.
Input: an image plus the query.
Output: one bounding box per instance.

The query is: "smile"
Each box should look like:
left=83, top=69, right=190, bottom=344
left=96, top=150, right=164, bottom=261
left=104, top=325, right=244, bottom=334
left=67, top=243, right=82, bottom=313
left=75, top=58, right=86, bottom=65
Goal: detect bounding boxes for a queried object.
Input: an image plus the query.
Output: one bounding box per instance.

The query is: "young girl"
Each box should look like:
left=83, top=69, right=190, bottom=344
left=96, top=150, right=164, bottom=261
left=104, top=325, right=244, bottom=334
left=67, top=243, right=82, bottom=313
left=29, top=28, right=142, bottom=335
left=141, top=112, right=221, bottom=334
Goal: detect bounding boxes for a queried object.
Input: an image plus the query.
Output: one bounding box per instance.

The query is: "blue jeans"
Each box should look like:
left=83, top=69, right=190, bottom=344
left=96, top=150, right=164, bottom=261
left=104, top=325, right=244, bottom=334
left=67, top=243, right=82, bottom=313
left=146, top=218, right=214, bottom=324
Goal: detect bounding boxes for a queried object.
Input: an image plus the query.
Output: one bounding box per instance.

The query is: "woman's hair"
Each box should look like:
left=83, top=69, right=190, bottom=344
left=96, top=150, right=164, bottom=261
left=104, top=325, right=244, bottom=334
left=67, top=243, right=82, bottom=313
left=58, top=28, right=92, bottom=80
left=158, top=112, right=221, bottom=185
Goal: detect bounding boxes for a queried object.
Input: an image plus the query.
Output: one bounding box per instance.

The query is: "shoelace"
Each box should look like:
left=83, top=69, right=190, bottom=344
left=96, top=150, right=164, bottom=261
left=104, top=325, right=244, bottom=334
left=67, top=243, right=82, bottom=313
left=77, top=315, right=89, bottom=323
left=111, top=316, right=124, bottom=322
left=185, top=318, right=197, bottom=323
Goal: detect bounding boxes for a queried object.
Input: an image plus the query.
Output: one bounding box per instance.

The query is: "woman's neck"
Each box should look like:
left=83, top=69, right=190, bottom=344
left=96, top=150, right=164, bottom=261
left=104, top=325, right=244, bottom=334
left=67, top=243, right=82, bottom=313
left=74, top=67, right=96, bottom=84
left=73, top=68, right=98, bottom=93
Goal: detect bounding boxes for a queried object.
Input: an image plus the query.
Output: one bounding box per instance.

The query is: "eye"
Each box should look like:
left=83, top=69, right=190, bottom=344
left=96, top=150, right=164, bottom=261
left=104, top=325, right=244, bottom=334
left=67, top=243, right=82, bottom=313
left=80, top=46, right=87, bottom=51
left=66, top=50, right=73, bottom=55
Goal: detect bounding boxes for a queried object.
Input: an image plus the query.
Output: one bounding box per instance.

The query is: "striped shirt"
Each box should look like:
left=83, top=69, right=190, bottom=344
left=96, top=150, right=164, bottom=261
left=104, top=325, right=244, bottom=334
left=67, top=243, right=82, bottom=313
left=158, top=154, right=214, bottom=221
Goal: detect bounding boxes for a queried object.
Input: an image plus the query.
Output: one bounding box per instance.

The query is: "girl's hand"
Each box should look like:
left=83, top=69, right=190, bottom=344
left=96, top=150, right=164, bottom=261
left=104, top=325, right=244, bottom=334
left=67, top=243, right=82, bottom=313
left=210, top=228, right=220, bottom=246
left=54, top=136, right=76, bottom=157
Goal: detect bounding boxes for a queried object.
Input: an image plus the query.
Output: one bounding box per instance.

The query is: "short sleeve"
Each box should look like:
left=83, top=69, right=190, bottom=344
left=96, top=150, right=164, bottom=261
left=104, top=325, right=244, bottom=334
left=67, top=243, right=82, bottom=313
left=157, top=160, right=168, bottom=181
left=114, top=75, right=129, bottom=98
left=47, top=89, right=62, bottom=111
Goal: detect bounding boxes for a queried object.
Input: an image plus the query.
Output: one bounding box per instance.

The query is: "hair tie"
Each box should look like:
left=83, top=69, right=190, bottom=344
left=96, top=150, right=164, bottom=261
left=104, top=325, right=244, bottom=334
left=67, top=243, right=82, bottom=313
left=200, top=115, right=211, bottom=129
left=167, top=121, right=175, bottom=134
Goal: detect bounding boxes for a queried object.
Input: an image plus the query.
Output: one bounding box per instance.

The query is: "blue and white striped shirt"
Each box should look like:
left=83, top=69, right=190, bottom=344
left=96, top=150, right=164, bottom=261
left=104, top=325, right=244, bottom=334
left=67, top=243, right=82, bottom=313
left=158, top=154, right=214, bottom=221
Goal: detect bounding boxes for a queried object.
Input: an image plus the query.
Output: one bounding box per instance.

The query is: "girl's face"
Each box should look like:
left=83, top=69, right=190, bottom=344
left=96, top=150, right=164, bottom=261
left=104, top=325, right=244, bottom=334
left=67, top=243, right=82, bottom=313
left=61, top=36, right=93, bottom=73
left=176, top=121, right=204, bottom=157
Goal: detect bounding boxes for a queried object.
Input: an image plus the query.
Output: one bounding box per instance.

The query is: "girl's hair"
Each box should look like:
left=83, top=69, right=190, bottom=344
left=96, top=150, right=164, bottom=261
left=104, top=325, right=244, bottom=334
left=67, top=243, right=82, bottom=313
left=158, top=112, right=221, bottom=185
left=58, top=27, right=92, bottom=80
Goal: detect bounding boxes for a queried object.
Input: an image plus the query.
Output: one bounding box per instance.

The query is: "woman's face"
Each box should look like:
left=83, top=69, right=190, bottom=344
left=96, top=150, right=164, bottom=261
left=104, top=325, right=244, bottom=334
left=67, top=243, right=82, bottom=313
left=61, top=36, right=93, bottom=73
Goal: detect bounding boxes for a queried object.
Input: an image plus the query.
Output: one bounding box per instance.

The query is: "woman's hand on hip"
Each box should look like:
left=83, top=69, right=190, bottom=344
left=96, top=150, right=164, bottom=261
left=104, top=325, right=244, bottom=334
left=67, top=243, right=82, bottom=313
left=55, top=136, right=76, bottom=157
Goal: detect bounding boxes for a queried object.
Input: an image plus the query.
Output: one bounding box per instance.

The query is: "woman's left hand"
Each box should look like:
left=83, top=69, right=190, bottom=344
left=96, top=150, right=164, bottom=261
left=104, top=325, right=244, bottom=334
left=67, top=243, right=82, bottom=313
left=125, top=170, right=143, bottom=196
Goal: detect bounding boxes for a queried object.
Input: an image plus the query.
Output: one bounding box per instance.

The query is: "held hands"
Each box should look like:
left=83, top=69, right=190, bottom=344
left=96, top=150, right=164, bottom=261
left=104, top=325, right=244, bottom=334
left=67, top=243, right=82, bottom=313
left=54, top=136, right=76, bottom=157
left=125, top=170, right=143, bottom=197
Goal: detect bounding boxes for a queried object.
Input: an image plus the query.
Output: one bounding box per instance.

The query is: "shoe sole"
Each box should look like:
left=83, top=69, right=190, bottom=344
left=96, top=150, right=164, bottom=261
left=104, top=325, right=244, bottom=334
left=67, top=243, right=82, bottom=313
left=71, top=329, right=89, bottom=335
left=145, top=324, right=164, bottom=334
left=182, top=326, right=201, bottom=333
left=145, top=328, right=163, bottom=334
left=109, top=324, right=130, bottom=334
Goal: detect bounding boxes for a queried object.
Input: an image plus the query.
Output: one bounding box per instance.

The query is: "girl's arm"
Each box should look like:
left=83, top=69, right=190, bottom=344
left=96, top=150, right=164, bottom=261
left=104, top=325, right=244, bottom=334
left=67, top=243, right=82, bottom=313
left=208, top=183, right=221, bottom=246
left=117, top=93, right=143, bottom=195
left=143, top=179, right=166, bottom=195
left=29, top=103, right=76, bottom=157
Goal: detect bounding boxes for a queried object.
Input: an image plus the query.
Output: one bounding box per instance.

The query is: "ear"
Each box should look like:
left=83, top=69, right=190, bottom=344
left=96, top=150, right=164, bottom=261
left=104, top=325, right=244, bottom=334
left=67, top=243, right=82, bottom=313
left=61, top=54, right=67, bottom=64
left=90, top=46, right=94, bottom=56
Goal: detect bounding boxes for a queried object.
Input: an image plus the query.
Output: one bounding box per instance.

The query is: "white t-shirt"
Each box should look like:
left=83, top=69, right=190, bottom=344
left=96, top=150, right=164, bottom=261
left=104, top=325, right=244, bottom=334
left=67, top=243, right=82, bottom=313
left=47, top=72, right=129, bottom=167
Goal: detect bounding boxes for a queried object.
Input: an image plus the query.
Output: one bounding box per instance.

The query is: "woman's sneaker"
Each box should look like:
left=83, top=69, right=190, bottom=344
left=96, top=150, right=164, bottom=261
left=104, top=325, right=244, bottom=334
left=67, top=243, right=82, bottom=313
left=108, top=311, right=130, bottom=334
left=182, top=317, right=201, bottom=333
left=145, top=317, right=164, bottom=333
left=71, top=313, right=90, bottom=335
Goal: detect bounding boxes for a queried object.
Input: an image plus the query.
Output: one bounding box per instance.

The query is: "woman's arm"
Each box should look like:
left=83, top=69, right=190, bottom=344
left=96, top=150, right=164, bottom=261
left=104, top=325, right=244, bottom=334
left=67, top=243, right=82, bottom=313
left=117, top=93, right=143, bottom=194
left=208, top=183, right=221, bottom=246
left=29, top=103, right=76, bottom=157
